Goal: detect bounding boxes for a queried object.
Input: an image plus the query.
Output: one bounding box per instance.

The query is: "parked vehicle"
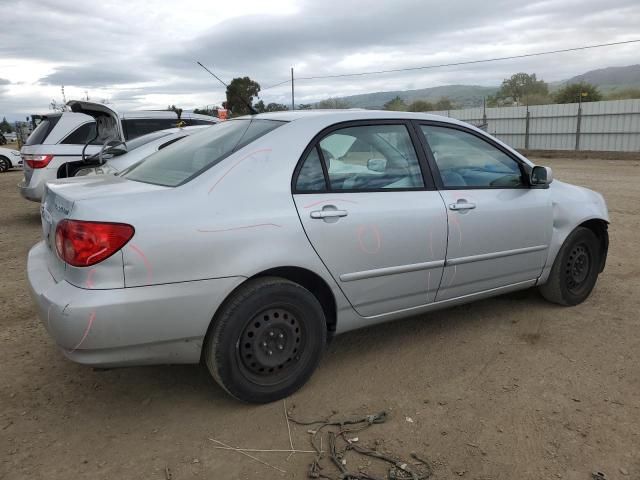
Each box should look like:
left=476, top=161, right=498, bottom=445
left=18, top=100, right=218, bottom=201
left=73, top=125, right=211, bottom=177
left=27, top=110, right=609, bottom=403
left=0, top=146, right=22, bottom=172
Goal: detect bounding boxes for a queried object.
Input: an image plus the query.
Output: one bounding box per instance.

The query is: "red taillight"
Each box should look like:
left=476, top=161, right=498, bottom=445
left=24, top=154, right=54, bottom=169
left=55, top=220, right=135, bottom=267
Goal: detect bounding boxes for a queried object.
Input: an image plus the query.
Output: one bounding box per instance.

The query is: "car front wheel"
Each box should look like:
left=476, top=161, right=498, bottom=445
left=204, top=276, right=327, bottom=403
left=539, top=227, right=601, bottom=306
left=0, top=157, right=10, bottom=173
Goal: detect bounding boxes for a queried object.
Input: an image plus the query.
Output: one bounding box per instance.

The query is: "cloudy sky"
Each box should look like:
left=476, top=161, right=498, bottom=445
left=1, top=0, right=639, bottom=120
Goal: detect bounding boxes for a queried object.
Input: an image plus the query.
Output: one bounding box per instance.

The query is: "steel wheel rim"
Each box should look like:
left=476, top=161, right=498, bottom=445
left=565, top=243, right=591, bottom=294
left=236, top=306, right=307, bottom=386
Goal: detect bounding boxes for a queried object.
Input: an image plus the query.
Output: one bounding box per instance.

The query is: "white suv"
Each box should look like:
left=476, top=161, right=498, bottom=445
left=18, top=100, right=218, bottom=201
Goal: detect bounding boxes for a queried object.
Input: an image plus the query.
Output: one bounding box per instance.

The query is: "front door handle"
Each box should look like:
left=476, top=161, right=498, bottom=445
left=449, top=201, right=476, bottom=211
left=310, top=209, right=348, bottom=219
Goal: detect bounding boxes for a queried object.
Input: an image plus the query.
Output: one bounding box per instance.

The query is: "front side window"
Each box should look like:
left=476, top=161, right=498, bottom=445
left=124, top=119, right=284, bottom=187
left=316, top=124, right=424, bottom=191
left=421, top=125, right=524, bottom=188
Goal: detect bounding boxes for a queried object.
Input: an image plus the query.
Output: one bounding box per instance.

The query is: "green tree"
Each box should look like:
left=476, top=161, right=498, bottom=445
left=497, top=73, right=549, bottom=105
left=408, top=100, right=434, bottom=112
left=605, top=87, right=640, bottom=101
left=255, top=101, right=289, bottom=113
left=193, top=106, right=219, bottom=116
left=0, top=117, right=13, bottom=133
left=166, top=105, right=183, bottom=119
left=226, top=76, right=261, bottom=116
left=383, top=96, right=407, bottom=111
left=434, top=97, right=455, bottom=110
left=554, top=83, right=602, bottom=104
left=316, top=97, right=351, bottom=109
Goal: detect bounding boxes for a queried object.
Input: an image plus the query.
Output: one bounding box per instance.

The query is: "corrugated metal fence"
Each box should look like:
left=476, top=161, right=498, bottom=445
left=429, top=99, right=640, bottom=152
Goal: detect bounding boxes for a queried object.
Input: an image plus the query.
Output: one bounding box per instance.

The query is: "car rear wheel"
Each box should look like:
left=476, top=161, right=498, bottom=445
left=0, top=157, right=10, bottom=173
left=539, top=227, right=601, bottom=306
left=204, top=276, right=327, bottom=403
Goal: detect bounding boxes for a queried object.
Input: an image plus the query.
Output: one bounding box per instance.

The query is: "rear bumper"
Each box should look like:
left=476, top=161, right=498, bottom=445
left=18, top=179, right=44, bottom=202
left=27, top=241, right=245, bottom=367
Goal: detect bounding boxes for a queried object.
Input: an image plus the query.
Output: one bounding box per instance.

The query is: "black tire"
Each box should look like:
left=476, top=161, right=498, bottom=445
left=204, top=276, right=327, bottom=403
left=0, top=157, right=10, bottom=173
left=539, top=227, right=601, bottom=306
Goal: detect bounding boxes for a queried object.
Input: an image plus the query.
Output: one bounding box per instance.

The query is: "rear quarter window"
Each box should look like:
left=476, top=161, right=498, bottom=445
left=25, top=116, right=61, bottom=145
left=123, top=119, right=284, bottom=187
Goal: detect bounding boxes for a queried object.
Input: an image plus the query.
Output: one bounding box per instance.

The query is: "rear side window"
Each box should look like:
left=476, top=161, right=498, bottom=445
left=123, top=118, right=178, bottom=140
left=319, top=124, right=424, bottom=191
left=124, top=119, right=285, bottom=187
left=295, top=147, right=326, bottom=191
left=25, top=116, right=61, bottom=145
left=61, top=122, right=100, bottom=145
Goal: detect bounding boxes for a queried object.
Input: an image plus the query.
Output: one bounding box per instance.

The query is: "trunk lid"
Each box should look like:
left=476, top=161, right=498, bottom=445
left=66, top=100, right=123, bottom=142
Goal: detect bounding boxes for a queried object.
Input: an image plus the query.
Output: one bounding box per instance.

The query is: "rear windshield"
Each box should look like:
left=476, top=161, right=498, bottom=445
left=123, top=119, right=285, bottom=187
left=25, top=115, right=61, bottom=146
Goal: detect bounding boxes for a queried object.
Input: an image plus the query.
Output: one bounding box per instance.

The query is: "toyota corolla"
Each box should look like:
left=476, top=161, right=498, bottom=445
left=27, top=110, right=609, bottom=403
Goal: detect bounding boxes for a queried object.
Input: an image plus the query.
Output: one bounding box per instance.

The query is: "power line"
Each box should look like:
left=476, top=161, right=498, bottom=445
left=261, top=39, right=640, bottom=90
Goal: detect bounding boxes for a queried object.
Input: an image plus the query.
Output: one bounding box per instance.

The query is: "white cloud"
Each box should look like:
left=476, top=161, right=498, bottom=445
left=0, top=0, right=638, bottom=120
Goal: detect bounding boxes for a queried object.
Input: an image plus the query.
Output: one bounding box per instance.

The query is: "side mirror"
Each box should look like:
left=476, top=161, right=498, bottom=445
left=531, top=165, right=553, bottom=186
left=367, top=158, right=387, bottom=173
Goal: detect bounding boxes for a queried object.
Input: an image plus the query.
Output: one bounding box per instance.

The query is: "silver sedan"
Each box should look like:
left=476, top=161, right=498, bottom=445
left=27, top=110, right=609, bottom=403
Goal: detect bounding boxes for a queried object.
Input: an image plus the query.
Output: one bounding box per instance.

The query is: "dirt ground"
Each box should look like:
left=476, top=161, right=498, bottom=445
left=1, top=157, right=639, bottom=480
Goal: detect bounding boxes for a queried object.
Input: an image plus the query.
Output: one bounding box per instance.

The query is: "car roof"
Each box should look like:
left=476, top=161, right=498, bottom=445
left=237, top=109, right=533, bottom=167
left=241, top=109, right=469, bottom=126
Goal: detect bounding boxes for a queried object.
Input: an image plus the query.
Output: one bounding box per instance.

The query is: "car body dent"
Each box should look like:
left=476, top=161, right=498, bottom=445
left=538, top=180, right=609, bottom=284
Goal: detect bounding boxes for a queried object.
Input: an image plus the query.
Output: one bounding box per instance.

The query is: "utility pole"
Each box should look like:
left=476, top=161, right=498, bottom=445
left=575, top=85, right=585, bottom=151
left=291, top=67, right=295, bottom=111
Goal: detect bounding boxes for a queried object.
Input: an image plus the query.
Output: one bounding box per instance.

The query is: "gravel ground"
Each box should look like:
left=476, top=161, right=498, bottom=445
left=1, top=157, right=638, bottom=480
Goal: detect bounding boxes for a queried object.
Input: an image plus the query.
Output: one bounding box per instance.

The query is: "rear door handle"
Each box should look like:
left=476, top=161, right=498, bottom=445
left=449, top=202, right=476, bottom=211
left=310, top=209, right=348, bottom=219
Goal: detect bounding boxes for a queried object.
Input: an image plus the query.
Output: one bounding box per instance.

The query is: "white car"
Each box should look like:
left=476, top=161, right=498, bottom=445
left=73, top=126, right=211, bottom=177
left=0, top=147, right=22, bottom=172
left=18, top=100, right=218, bottom=201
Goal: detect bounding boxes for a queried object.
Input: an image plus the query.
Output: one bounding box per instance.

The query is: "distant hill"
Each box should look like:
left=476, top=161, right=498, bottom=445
left=335, top=85, right=497, bottom=109
left=558, top=64, right=640, bottom=93
left=328, top=64, right=640, bottom=109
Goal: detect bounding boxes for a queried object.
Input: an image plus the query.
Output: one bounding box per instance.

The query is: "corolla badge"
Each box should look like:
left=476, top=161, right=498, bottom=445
left=53, top=202, right=70, bottom=215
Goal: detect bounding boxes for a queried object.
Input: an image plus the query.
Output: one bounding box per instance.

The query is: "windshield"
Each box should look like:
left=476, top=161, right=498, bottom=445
left=123, top=119, right=285, bottom=187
